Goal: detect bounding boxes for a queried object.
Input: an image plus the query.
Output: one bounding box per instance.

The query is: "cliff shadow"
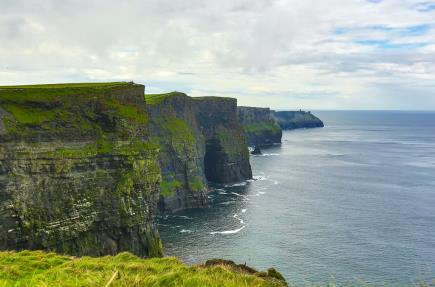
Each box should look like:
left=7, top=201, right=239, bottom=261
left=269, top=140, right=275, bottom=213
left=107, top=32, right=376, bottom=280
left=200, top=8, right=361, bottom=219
left=204, top=139, right=223, bottom=183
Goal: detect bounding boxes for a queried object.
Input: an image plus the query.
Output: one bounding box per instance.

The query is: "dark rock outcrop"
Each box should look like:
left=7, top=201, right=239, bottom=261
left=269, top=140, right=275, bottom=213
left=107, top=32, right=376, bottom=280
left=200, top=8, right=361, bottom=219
left=272, top=111, right=324, bottom=130
left=238, top=106, right=282, bottom=147
left=251, top=146, right=262, bottom=155
left=0, top=83, right=163, bottom=258
left=147, top=92, right=252, bottom=213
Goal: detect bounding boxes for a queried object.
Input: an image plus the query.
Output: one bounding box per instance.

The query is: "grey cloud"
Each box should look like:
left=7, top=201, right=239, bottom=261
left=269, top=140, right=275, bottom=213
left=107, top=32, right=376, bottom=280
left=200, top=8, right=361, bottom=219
left=0, top=0, right=434, bottom=109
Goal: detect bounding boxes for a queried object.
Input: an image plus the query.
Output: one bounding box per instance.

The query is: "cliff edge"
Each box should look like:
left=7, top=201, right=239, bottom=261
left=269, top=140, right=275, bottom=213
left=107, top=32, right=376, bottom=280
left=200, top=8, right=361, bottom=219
left=0, top=82, right=163, bottom=257
left=272, top=110, right=324, bottom=130
left=147, top=92, right=252, bottom=213
left=238, top=106, right=282, bottom=147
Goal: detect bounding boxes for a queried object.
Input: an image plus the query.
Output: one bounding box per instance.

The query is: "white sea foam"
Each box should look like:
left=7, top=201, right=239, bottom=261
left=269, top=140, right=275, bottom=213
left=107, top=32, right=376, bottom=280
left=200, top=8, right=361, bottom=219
left=230, top=192, right=250, bottom=200
left=253, top=175, right=267, bottom=181
left=233, top=214, right=245, bottom=224
left=210, top=226, right=245, bottom=235
left=219, top=201, right=235, bottom=205
left=255, top=153, right=280, bottom=157
left=180, top=229, right=193, bottom=233
left=241, top=209, right=247, bottom=213
left=226, top=182, right=248, bottom=187
left=173, top=215, right=193, bottom=220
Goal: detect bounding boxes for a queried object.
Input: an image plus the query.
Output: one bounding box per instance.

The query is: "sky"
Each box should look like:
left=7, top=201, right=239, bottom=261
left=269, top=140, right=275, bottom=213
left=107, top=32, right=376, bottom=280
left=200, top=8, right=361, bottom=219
left=1, top=0, right=435, bottom=110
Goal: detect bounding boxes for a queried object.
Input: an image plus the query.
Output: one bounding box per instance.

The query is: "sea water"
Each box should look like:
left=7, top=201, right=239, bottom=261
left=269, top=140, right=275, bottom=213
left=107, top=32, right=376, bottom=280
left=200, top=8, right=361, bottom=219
left=158, top=111, right=435, bottom=285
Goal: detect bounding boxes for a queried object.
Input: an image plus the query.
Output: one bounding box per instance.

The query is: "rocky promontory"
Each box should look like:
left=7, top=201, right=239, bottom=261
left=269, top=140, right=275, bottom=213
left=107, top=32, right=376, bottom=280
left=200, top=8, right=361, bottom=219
left=272, top=110, right=324, bottom=130
left=147, top=92, right=252, bottom=213
left=238, top=106, right=282, bottom=147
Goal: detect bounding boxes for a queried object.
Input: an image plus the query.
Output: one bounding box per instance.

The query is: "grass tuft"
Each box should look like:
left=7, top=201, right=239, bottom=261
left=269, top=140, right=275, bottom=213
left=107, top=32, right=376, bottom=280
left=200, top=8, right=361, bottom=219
left=0, top=250, right=287, bottom=287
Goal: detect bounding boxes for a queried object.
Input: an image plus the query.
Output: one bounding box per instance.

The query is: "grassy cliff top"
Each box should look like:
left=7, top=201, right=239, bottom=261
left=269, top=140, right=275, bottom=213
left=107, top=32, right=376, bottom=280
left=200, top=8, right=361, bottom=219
left=0, top=82, right=143, bottom=104
left=0, top=82, right=133, bottom=89
left=0, top=82, right=148, bottom=140
left=145, top=92, right=236, bottom=105
left=145, top=91, right=188, bottom=105
left=0, top=250, right=287, bottom=287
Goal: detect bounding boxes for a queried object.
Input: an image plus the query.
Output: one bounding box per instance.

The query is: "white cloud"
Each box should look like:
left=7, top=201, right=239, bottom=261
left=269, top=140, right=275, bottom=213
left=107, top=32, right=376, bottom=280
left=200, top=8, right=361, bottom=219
left=0, top=0, right=435, bottom=109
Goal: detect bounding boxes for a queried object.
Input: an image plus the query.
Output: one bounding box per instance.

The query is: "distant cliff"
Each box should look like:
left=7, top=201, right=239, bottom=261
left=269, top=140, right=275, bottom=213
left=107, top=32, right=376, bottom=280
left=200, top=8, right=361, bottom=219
left=238, top=106, right=282, bottom=147
left=147, top=92, right=252, bottom=213
left=0, top=83, right=163, bottom=258
left=272, top=111, right=324, bottom=130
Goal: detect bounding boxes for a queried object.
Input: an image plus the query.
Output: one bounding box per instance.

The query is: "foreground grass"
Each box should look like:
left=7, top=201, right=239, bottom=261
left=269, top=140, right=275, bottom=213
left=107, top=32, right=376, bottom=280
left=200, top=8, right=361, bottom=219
left=0, top=251, right=287, bottom=287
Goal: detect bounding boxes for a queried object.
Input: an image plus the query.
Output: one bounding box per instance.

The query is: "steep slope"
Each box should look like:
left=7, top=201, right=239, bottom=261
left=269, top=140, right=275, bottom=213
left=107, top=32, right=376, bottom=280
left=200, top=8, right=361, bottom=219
left=0, top=83, right=162, bottom=257
left=272, top=110, right=324, bottom=130
left=238, top=106, right=282, bottom=147
left=147, top=92, right=252, bottom=213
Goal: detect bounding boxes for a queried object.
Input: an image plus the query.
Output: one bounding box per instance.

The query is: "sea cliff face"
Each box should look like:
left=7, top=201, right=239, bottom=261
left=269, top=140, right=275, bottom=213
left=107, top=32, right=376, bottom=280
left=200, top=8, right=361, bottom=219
left=272, top=111, right=324, bottom=130
left=147, top=93, right=252, bottom=213
left=0, top=83, right=162, bottom=257
left=238, top=106, right=282, bottom=147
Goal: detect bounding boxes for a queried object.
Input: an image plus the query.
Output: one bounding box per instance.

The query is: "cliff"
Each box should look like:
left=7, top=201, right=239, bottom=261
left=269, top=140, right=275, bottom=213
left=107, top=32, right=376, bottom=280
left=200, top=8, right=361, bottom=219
left=238, top=106, right=282, bottom=147
left=146, top=92, right=252, bottom=213
left=0, top=250, right=288, bottom=286
left=272, top=111, right=324, bottom=130
left=0, top=83, right=163, bottom=258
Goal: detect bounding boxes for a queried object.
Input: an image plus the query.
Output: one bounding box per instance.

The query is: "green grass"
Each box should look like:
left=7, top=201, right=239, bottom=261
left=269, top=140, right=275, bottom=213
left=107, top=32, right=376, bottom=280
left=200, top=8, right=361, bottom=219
left=0, top=82, right=140, bottom=104
left=0, top=104, right=59, bottom=125
left=105, top=99, right=149, bottom=125
left=0, top=82, right=129, bottom=89
left=145, top=91, right=187, bottom=105
left=0, top=82, right=148, bottom=139
left=160, top=179, right=182, bottom=197
left=0, top=251, right=287, bottom=287
left=245, top=122, right=281, bottom=135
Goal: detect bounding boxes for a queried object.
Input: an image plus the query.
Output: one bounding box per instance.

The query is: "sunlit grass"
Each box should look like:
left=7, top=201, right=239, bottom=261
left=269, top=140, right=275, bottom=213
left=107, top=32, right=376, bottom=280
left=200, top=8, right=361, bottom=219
left=0, top=251, right=287, bottom=287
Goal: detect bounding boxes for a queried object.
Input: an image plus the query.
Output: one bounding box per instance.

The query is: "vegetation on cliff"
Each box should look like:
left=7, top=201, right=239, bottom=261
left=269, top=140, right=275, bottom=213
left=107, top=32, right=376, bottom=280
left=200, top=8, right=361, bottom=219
left=146, top=91, right=251, bottom=212
left=0, top=82, right=148, bottom=139
left=0, top=82, right=163, bottom=258
left=145, top=91, right=187, bottom=105
left=238, top=107, right=282, bottom=147
left=0, top=251, right=287, bottom=287
left=272, top=111, right=324, bottom=130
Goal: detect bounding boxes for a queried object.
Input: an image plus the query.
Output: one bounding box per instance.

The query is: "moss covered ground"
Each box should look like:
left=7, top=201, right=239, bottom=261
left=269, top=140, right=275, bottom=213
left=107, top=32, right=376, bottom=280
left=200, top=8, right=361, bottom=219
left=0, top=82, right=147, bottom=141
left=245, top=122, right=281, bottom=135
left=0, top=251, right=287, bottom=287
left=145, top=92, right=187, bottom=105
left=0, top=82, right=129, bottom=89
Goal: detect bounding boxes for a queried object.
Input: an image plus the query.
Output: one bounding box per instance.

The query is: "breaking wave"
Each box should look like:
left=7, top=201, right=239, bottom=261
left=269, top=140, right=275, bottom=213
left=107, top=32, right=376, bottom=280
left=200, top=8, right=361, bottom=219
left=210, top=226, right=246, bottom=235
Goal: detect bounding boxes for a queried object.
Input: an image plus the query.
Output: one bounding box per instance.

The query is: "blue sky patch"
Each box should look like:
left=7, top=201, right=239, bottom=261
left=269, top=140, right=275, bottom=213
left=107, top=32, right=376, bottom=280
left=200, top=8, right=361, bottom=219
left=416, top=2, right=435, bottom=11
left=354, top=39, right=427, bottom=50
left=334, top=24, right=431, bottom=36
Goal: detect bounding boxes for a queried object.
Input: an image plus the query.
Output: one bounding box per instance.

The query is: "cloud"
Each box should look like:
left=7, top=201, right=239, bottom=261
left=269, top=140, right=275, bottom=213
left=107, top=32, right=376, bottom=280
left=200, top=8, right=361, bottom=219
left=0, top=0, right=434, bottom=110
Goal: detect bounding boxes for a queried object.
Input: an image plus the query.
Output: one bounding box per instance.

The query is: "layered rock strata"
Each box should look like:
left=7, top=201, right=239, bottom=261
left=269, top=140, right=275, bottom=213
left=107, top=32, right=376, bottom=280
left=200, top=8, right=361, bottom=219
left=146, top=92, right=252, bottom=213
left=0, top=83, right=162, bottom=257
left=238, top=106, right=282, bottom=147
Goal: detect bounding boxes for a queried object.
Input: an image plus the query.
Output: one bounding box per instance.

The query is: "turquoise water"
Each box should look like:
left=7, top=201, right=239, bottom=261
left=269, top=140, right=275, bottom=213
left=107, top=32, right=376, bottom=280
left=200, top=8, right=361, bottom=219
left=158, top=111, right=435, bottom=285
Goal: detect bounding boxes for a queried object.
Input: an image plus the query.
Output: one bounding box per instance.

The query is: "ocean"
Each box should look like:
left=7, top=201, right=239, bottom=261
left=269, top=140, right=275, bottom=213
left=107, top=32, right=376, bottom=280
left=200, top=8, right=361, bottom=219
left=158, top=111, right=435, bottom=285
